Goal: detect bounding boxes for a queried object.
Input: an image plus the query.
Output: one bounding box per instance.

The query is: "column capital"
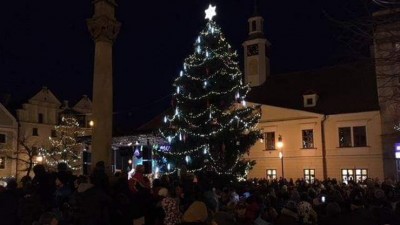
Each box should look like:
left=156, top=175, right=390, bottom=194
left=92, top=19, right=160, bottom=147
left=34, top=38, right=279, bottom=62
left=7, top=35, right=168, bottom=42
left=87, top=16, right=121, bottom=43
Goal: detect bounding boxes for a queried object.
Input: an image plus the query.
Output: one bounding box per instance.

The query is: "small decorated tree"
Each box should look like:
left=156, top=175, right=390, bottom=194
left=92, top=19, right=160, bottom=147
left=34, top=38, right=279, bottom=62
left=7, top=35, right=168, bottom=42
left=45, top=115, right=84, bottom=172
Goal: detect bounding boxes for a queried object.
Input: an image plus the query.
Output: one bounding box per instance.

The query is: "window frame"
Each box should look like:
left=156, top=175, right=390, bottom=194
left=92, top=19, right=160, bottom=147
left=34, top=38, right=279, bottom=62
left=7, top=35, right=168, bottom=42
left=338, top=126, right=367, bottom=148
left=38, top=113, right=44, bottom=124
left=304, top=169, right=315, bottom=184
left=264, top=132, right=276, bottom=150
left=341, top=168, right=368, bottom=184
left=32, top=128, right=39, bottom=136
left=0, top=133, right=6, bottom=144
left=0, top=156, right=5, bottom=169
left=301, top=129, right=314, bottom=149
left=266, top=169, right=277, bottom=180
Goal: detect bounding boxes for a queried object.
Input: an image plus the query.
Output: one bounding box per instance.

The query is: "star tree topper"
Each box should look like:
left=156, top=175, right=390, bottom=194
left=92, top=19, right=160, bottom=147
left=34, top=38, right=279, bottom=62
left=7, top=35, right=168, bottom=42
left=205, top=4, right=216, bottom=21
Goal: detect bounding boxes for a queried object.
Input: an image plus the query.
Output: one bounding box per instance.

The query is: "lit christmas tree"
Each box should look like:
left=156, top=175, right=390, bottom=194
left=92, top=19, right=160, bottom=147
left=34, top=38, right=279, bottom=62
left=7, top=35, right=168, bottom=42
left=45, top=115, right=84, bottom=172
left=159, top=4, right=261, bottom=178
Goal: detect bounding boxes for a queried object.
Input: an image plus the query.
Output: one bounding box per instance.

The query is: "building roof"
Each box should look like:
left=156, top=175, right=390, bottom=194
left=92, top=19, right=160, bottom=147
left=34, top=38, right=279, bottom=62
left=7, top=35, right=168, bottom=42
left=246, top=60, right=380, bottom=115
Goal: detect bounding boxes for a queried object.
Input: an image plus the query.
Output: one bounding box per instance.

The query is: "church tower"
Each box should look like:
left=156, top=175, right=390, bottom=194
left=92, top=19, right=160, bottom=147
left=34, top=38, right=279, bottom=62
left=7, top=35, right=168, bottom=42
left=87, top=0, right=121, bottom=169
left=242, top=0, right=271, bottom=87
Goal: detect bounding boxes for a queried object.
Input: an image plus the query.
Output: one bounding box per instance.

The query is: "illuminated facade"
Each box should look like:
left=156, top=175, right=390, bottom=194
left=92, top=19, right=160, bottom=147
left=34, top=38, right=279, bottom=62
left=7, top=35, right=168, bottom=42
left=243, top=9, right=399, bottom=182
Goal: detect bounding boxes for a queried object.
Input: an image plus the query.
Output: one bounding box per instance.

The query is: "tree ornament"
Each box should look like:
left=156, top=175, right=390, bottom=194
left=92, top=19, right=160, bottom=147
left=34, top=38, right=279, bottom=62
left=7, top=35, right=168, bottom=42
left=205, top=4, right=217, bottom=21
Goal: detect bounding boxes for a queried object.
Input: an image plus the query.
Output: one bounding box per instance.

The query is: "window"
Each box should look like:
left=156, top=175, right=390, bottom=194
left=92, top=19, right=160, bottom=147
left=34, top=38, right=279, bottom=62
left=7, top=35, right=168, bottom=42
left=342, top=169, right=368, bottom=184
left=38, top=113, right=44, bottom=123
left=32, top=128, right=39, bottom=136
left=265, top=132, right=275, bottom=150
left=0, top=134, right=5, bottom=143
left=306, top=98, right=313, bottom=105
left=304, top=169, right=315, bottom=184
left=31, top=147, right=38, bottom=156
left=302, top=129, right=314, bottom=149
left=353, top=126, right=367, bottom=147
left=338, top=126, right=367, bottom=147
left=266, top=169, right=277, bottom=179
left=51, top=130, right=57, bottom=138
left=0, top=157, right=5, bottom=169
left=355, top=169, right=368, bottom=182
left=251, top=21, right=257, bottom=32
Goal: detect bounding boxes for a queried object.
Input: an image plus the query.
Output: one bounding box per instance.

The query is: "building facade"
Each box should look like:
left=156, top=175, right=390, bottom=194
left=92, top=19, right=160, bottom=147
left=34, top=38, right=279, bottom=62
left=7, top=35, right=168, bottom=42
left=243, top=9, right=396, bottom=182
left=15, top=87, right=92, bottom=177
left=0, top=103, right=18, bottom=179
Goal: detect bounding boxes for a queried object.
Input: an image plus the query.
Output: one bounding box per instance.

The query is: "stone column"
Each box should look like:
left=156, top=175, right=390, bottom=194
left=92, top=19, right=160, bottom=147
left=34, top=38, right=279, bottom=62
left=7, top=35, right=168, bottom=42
left=87, top=0, right=120, bottom=170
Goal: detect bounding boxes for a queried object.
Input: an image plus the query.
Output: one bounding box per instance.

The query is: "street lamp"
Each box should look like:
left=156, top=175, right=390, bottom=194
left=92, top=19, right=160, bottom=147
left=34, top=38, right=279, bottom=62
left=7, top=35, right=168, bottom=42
left=36, top=155, right=43, bottom=163
left=277, top=135, right=284, bottom=178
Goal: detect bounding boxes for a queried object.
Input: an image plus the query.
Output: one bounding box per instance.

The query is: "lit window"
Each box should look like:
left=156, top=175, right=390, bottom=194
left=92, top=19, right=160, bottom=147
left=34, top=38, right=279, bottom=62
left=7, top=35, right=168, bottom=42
left=342, top=168, right=368, bottom=184
left=304, top=169, right=315, bottom=183
left=302, top=129, right=314, bottom=149
left=266, top=169, right=277, bottom=179
left=265, top=132, right=275, bottom=150
left=0, top=156, right=5, bottom=169
left=0, top=134, right=6, bottom=143
left=338, top=126, right=367, bottom=147
left=355, top=169, right=368, bottom=183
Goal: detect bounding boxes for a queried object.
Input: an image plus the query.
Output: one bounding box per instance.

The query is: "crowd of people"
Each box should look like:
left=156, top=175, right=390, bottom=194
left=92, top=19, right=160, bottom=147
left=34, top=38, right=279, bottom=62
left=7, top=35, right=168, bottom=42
left=1, top=162, right=400, bottom=225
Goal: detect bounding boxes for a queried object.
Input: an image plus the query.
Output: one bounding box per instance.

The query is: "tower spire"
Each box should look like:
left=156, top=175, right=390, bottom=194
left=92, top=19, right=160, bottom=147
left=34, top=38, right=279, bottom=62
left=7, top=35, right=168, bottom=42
left=253, top=0, right=260, bottom=16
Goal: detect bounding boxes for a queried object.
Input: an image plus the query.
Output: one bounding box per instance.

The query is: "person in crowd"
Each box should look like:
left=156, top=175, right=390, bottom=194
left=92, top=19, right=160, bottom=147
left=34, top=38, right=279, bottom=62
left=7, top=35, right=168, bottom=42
left=32, top=164, right=55, bottom=209
left=275, top=200, right=298, bottom=225
left=160, top=187, right=181, bottom=225
left=71, top=161, right=113, bottom=225
left=0, top=179, right=19, bottom=225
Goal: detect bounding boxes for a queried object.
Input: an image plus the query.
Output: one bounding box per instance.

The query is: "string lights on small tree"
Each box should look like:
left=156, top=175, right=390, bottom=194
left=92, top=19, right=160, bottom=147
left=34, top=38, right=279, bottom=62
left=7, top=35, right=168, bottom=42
left=159, top=4, right=261, bottom=179
left=43, top=115, right=84, bottom=172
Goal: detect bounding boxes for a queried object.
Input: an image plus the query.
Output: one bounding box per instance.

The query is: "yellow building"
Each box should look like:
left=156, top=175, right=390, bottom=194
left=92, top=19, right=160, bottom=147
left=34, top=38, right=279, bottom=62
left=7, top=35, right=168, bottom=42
left=16, top=87, right=92, bottom=177
left=243, top=9, right=398, bottom=182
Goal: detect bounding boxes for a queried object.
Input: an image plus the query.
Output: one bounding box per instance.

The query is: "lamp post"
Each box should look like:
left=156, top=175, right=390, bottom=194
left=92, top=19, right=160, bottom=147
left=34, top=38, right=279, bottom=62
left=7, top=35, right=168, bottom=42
left=277, top=135, right=284, bottom=178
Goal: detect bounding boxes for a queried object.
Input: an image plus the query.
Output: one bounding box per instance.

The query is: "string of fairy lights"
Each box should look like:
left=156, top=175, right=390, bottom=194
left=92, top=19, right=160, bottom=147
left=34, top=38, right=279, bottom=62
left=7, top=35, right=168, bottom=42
left=39, top=116, right=84, bottom=171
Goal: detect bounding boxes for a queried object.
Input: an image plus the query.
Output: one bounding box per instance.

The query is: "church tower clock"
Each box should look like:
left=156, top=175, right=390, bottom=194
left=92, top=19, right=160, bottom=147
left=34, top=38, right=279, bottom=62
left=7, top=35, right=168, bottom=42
left=242, top=0, right=271, bottom=87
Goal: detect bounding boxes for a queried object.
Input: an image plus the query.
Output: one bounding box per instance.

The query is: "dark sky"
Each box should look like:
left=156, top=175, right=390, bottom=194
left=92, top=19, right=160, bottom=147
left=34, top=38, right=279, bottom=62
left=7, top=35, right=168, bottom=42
left=0, top=0, right=372, bottom=130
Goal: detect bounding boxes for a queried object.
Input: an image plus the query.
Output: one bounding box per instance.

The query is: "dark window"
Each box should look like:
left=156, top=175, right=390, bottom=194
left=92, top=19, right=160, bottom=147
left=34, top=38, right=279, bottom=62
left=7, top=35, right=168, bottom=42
left=31, top=147, right=38, bottom=156
left=32, top=128, right=39, bottom=136
left=251, top=21, right=257, bottom=32
left=353, top=126, right=367, bottom=147
left=339, top=126, right=367, bottom=147
left=0, top=134, right=5, bottom=143
left=38, top=113, right=44, bottom=123
left=0, top=156, right=5, bottom=169
left=306, top=98, right=313, bottom=105
left=302, top=129, right=314, bottom=148
left=304, top=169, right=315, bottom=183
left=51, top=130, right=57, bottom=138
left=265, top=132, right=275, bottom=150
left=339, top=127, right=352, bottom=147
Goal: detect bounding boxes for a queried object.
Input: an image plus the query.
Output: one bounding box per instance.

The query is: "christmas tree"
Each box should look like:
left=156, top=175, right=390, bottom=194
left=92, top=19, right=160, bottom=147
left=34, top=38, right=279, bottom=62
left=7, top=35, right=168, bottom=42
left=159, top=5, right=261, bottom=179
left=45, top=115, right=84, bottom=172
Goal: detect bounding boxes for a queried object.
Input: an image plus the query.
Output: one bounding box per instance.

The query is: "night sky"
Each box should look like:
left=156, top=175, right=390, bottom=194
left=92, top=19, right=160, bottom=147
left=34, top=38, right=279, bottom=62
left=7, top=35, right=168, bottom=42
left=0, top=0, right=373, bottom=131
